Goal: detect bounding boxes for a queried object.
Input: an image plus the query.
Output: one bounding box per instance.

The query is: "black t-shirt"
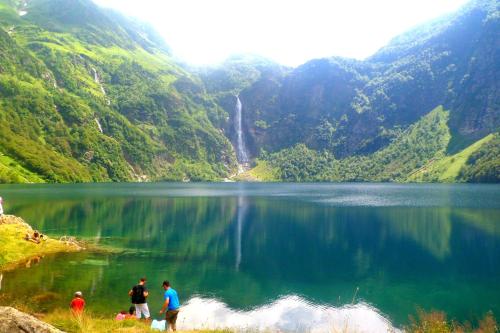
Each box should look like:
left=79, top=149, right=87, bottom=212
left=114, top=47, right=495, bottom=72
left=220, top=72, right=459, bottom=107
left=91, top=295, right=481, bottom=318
left=131, top=284, right=148, bottom=304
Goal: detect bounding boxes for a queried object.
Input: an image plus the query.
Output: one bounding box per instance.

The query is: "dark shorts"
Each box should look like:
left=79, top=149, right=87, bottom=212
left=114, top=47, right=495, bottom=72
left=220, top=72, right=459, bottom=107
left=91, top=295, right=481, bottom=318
left=165, top=309, right=179, bottom=324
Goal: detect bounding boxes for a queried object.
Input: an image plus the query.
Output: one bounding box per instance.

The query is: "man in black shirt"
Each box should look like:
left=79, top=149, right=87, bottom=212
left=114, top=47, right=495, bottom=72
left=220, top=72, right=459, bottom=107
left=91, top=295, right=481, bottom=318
left=128, top=277, right=150, bottom=319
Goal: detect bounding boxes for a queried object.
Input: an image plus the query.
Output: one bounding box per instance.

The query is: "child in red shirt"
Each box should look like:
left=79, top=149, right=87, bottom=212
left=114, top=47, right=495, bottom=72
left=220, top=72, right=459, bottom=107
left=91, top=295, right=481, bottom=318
left=70, top=291, right=85, bottom=314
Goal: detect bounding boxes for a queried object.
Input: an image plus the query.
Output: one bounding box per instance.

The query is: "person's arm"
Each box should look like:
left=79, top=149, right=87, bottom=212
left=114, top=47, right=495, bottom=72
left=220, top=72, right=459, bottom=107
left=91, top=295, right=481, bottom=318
left=128, top=289, right=133, bottom=296
left=143, top=286, right=149, bottom=298
left=159, top=296, right=170, bottom=314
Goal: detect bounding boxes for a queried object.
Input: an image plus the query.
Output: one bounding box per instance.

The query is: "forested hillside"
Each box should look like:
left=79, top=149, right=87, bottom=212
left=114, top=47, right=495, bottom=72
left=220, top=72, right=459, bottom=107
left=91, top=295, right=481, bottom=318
left=0, top=0, right=498, bottom=183
left=223, top=0, right=498, bottom=158
left=205, top=0, right=498, bottom=182
left=250, top=107, right=499, bottom=182
left=0, top=0, right=237, bottom=183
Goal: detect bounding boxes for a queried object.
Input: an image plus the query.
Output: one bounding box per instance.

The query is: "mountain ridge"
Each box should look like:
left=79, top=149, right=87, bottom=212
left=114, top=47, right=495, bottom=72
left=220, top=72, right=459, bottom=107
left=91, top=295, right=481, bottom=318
left=0, top=0, right=238, bottom=182
left=0, top=0, right=498, bottom=183
left=209, top=0, right=498, bottom=158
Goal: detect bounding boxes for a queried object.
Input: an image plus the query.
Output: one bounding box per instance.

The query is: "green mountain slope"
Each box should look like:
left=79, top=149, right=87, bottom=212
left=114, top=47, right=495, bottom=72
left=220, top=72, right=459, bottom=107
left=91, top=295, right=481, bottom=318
left=261, top=106, right=452, bottom=181
left=458, top=134, right=500, bottom=182
left=0, top=0, right=237, bottom=183
left=408, top=133, right=498, bottom=182
left=0, top=0, right=497, bottom=183
left=207, top=0, right=498, bottom=165
left=198, top=55, right=289, bottom=155
left=255, top=107, right=498, bottom=183
left=0, top=151, right=45, bottom=183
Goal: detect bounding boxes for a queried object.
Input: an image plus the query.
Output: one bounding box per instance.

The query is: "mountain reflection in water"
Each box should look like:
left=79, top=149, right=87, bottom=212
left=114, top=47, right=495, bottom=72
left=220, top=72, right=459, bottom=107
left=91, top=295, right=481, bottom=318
left=0, top=183, right=498, bottom=328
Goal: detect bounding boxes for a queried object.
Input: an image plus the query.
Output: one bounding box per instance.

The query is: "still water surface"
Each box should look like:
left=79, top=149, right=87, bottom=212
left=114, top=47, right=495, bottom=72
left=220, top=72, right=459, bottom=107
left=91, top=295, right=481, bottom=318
left=0, top=183, right=499, bottom=331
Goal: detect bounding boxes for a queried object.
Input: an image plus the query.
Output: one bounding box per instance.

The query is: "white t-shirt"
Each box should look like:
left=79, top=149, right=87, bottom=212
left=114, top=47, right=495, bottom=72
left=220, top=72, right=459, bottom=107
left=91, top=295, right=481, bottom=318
left=0, top=203, right=3, bottom=215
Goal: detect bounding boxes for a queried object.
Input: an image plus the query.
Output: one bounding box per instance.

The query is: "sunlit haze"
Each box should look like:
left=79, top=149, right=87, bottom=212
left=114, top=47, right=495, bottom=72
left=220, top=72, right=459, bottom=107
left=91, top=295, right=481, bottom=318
left=93, top=0, right=469, bottom=66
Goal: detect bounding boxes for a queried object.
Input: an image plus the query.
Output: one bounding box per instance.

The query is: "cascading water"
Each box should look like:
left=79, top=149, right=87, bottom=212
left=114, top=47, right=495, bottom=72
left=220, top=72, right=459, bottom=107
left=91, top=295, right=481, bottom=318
left=92, top=67, right=111, bottom=105
left=234, top=96, right=250, bottom=171
left=94, top=118, right=103, bottom=133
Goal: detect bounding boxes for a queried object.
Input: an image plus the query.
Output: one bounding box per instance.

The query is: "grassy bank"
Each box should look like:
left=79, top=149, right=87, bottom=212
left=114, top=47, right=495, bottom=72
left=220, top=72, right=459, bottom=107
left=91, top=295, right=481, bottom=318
left=40, top=310, right=232, bottom=333
left=235, top=160, right=278, bottom=181
left=0, top=215, right=83, bottom=271
left=22, top=308, right=500, bottom=333
left=407, top=310, right=497, bottom=333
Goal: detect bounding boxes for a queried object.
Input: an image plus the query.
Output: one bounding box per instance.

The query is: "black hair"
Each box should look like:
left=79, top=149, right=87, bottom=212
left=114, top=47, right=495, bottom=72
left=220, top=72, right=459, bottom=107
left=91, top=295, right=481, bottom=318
left=162, top=280, right=170, bottom=287
left=129, top=306, right=135, bottom=315
left=140, top=277, right=146, bottom=282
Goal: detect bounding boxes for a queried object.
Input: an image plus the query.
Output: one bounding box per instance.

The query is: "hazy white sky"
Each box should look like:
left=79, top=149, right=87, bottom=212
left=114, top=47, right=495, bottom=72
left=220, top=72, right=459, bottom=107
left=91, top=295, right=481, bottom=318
left=93, top=0, right=470, bottom=66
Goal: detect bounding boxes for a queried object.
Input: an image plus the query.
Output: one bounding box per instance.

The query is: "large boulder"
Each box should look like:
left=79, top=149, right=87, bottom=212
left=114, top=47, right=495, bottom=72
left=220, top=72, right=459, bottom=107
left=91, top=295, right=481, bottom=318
left=0, top=306, right=64, bottom=333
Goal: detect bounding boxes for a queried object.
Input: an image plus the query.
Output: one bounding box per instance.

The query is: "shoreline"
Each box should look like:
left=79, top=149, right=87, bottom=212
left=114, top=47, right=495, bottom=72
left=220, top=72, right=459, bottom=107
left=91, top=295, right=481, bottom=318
left=0, top=215, right=85, bottom=272
left=3, top=300, right=497, bottom=333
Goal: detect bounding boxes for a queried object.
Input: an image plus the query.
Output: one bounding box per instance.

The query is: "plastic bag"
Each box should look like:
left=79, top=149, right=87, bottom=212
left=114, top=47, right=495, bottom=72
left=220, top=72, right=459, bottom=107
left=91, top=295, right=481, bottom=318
left=151, top=319, right=166, bottom=331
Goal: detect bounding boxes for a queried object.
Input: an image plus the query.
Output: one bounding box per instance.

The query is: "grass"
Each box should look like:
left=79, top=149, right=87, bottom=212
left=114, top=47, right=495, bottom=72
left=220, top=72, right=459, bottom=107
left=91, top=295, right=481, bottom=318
left=28, top=308, right=500, bottom=333
left=40, top=310, right=233, bottom=333
left=0, top=215, right=82, bottom=270
left=0, top=151, right=45, bottom=183
left=408, top=133, right=495, bottom=182
left=406, top=309, right=498, bottom=333
left=235, top=160, right=278, bottom=181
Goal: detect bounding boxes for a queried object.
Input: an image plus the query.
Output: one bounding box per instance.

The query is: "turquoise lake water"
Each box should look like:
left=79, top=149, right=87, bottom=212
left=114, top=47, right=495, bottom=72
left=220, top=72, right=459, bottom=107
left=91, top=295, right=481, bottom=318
left=0, top=183, right=499, bottom=331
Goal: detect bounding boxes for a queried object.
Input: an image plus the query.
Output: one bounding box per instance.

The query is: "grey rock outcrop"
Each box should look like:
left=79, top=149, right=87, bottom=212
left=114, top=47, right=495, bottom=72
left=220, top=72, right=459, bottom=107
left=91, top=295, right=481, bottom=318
left=0, top=306, right=64, bottom=333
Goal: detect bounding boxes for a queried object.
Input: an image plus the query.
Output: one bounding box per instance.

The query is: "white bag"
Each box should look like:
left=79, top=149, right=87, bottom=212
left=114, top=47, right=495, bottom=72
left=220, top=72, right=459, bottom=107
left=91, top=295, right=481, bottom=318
left=151, top=319, right=166, bottom=331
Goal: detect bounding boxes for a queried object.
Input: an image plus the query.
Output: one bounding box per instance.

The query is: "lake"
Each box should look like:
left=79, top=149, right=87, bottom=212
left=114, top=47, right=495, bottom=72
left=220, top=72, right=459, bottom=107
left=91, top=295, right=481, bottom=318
left=0, top=183, right=499, bottom=332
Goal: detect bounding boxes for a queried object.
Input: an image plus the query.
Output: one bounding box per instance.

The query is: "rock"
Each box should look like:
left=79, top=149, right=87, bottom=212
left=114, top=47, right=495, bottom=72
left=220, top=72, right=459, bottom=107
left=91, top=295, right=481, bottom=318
left=0, top=215, right=32, bottom=229
left=0, top=306, right=64, bottom=333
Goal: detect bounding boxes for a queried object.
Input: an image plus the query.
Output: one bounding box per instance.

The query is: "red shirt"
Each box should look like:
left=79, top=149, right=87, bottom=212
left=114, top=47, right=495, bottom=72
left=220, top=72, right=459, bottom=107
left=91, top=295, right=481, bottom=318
left=70, top=297, right=85, bottom=312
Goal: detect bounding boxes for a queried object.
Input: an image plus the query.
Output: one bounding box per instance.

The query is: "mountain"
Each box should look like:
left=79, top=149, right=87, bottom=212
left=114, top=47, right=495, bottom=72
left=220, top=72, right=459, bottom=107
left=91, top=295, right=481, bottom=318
left=408, top=133, right=499, bottom=183
left=0, top=0, right=237, bottom=183
left=197, top=55, right=290, bottom=157
left=252, top=107, right=499, bottom=183
left=206, top=0, right=499, bottom=182
left=222, top=0, right=499, bottom=156
left=0, top=0, right=498, bottom=183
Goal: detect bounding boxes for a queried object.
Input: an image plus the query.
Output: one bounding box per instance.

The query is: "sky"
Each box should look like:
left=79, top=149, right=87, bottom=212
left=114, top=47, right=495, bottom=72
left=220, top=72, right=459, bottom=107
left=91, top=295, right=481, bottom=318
left=93, top=0, right=470, bottom=67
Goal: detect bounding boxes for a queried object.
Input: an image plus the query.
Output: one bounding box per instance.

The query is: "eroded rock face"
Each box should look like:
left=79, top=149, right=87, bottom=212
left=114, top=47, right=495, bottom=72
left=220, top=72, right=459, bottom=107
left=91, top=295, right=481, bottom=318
left=0, top=306, right=64, bottom=333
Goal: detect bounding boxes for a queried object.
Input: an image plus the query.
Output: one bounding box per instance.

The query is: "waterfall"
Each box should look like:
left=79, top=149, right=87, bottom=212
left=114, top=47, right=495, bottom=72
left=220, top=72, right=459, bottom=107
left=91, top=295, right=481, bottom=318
left=92, top=67, right=111, bottom=105
left=94, top=118, right=103, bottom=133
left=18, top=2, right=28, bottom=16
left=92, top=67, right=107, bottom=96
left=234, top=96, right=250, bottom=165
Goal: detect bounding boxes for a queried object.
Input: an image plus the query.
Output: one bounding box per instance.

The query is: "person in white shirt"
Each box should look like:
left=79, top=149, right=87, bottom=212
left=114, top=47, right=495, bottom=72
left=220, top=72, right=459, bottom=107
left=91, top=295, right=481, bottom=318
left=0, top=197, right=4, bottom=216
